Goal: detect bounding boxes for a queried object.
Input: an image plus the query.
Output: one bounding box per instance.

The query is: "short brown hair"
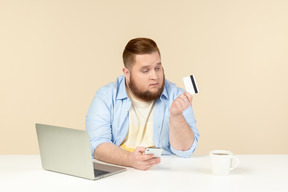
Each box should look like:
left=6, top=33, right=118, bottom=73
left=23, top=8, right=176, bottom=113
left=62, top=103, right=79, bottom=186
left=122, top=38, right=161, bottom=69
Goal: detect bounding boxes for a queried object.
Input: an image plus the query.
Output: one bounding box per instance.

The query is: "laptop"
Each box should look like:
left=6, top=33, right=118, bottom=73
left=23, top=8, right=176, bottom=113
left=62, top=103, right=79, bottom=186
left=35, top=123, right=126, bottom=180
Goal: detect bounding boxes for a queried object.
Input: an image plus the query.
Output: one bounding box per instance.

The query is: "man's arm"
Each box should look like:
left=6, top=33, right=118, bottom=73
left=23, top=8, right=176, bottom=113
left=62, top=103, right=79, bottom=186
left=94, top=143, right=161, bottom=171
left=169, top=92, right=195, bottom=151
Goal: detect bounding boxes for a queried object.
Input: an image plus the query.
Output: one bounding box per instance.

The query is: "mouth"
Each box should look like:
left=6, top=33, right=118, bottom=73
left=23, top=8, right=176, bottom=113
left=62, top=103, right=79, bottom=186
left=149, top=83, right=159, bottom=87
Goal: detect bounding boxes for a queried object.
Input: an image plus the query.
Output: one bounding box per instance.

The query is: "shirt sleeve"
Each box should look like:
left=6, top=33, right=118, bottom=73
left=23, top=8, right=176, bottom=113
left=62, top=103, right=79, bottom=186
left=169, top=104, right=200, bottom=158
left=86, top=88, right=113, bottom=157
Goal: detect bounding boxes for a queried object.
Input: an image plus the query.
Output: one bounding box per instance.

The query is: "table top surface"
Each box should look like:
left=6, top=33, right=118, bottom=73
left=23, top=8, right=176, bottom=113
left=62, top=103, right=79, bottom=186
left=1, top=154, right=288, bottom=192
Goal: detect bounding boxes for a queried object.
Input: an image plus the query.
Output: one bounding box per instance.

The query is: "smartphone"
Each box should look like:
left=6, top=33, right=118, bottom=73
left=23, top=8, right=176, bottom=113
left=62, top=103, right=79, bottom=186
left=144, top=147, right=162, bottom=158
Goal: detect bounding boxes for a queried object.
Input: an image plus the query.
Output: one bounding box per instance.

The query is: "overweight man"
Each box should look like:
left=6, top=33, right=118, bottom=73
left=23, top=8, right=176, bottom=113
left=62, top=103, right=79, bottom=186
left=86, top=38, right=199, bottom=170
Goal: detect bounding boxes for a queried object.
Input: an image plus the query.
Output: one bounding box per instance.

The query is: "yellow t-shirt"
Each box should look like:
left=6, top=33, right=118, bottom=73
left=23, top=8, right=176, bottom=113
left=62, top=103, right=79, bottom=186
left=120, top=90, right=155, bottom=152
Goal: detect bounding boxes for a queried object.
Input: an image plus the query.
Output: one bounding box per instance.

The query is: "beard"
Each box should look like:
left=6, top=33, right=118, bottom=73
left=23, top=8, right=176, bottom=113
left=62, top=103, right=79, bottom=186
left=128, top=74, right=165, bottom=102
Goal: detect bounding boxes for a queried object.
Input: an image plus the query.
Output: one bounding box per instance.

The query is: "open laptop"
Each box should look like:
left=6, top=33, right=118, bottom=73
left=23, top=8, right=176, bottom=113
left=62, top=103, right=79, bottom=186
left=35, top=123, right=126, bottom=180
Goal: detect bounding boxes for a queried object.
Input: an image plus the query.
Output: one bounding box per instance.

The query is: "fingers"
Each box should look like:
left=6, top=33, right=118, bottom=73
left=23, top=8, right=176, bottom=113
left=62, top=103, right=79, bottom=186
left=184, top=92, right=193, bottom=103
left=131, top=147, right=161, bottom=170
left=177, top=95, right=188, bottom=107
left=144, top=157, right=161, bottom=168
left=133, top=147, right=156, bottom=160
left=175, top=93, right=192, bottom=109
left=170, top=92, right=193, bottom=116
left=134, top=146, right=146, bottom=154
left=139, top=157, right=161, bottom=171
left=136, top=153, right=154, bottom=161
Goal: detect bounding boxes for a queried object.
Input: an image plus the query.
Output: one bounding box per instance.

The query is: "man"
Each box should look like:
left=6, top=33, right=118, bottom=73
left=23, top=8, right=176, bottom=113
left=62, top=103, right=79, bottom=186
left=86, top=38, right=199, bottom=170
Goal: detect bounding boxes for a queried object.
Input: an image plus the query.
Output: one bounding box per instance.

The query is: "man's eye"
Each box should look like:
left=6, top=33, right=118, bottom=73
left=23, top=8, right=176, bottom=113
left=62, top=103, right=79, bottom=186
left=142, top=69, right=149, bottom=73
left=155, top=67, right=161, bottom=71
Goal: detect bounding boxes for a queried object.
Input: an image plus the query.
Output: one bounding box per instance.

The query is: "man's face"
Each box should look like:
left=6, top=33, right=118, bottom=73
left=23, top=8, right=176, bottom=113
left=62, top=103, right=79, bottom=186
left=125, top=52, right=165, bottom=102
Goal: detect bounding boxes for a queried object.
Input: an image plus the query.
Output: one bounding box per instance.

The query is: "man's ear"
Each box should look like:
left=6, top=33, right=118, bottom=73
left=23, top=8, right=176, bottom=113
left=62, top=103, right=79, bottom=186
left=122, top=67, right=130, bottom=83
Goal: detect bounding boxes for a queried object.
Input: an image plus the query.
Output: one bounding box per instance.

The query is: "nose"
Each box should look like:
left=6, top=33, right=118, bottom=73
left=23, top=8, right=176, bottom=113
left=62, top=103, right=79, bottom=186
left=150, top=69, right=158, bottom=80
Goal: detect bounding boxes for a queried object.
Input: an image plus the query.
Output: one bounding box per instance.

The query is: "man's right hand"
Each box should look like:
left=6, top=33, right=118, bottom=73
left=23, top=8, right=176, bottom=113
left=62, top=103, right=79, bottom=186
left=128, top=147, right=161, bottom=170
left=94, top=143, right=160, bottom=171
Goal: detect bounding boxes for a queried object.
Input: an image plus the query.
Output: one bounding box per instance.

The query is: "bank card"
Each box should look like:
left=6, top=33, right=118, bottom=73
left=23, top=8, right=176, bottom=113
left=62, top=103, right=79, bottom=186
left=183, top=75, right=199, bottom=95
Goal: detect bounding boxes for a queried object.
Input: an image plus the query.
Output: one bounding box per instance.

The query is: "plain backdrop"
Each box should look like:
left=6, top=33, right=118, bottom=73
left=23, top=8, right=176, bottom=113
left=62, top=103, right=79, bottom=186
left=1, top=0, right=287, bottom=155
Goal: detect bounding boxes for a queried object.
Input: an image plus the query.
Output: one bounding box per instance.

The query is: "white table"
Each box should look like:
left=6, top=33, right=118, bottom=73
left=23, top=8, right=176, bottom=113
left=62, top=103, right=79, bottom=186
left=0, top=155, right=287, bottom=192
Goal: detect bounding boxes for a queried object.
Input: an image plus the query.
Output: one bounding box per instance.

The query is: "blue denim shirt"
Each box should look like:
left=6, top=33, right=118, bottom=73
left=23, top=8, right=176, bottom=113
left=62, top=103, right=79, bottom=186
left=86, top=75, right=199, bottom=158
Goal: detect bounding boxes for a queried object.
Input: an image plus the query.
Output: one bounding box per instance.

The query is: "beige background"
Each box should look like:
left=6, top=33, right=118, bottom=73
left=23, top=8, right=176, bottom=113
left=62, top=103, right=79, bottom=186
left=1, top=0, right=287, bottom=155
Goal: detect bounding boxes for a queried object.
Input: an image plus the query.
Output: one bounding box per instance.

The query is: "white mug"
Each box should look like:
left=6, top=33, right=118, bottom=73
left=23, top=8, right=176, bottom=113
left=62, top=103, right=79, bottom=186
left=209, top=150, right=239, bottom=176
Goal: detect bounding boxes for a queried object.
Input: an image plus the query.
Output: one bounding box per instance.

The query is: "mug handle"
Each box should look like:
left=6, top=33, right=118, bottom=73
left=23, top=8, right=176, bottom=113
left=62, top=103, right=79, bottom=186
left=230, top=156, right=240, bottom=170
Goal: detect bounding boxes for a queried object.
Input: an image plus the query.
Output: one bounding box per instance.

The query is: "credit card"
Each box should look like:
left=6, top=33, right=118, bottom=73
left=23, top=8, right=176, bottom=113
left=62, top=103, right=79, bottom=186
left=183, top=75, right=199, bottom=95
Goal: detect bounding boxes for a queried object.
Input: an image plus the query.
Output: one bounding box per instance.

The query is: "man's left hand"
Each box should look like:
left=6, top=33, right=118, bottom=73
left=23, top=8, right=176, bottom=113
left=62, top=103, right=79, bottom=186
left=170, top=92, right=192, bottom=117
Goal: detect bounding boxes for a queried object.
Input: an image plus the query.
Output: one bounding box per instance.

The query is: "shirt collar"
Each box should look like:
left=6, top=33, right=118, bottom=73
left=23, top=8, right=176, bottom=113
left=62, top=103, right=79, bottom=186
left=160, top=80, right=169, bottom=100
left=116, top=76, right=129, bottom=100
left=116, top=75, right=169, bottom=101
